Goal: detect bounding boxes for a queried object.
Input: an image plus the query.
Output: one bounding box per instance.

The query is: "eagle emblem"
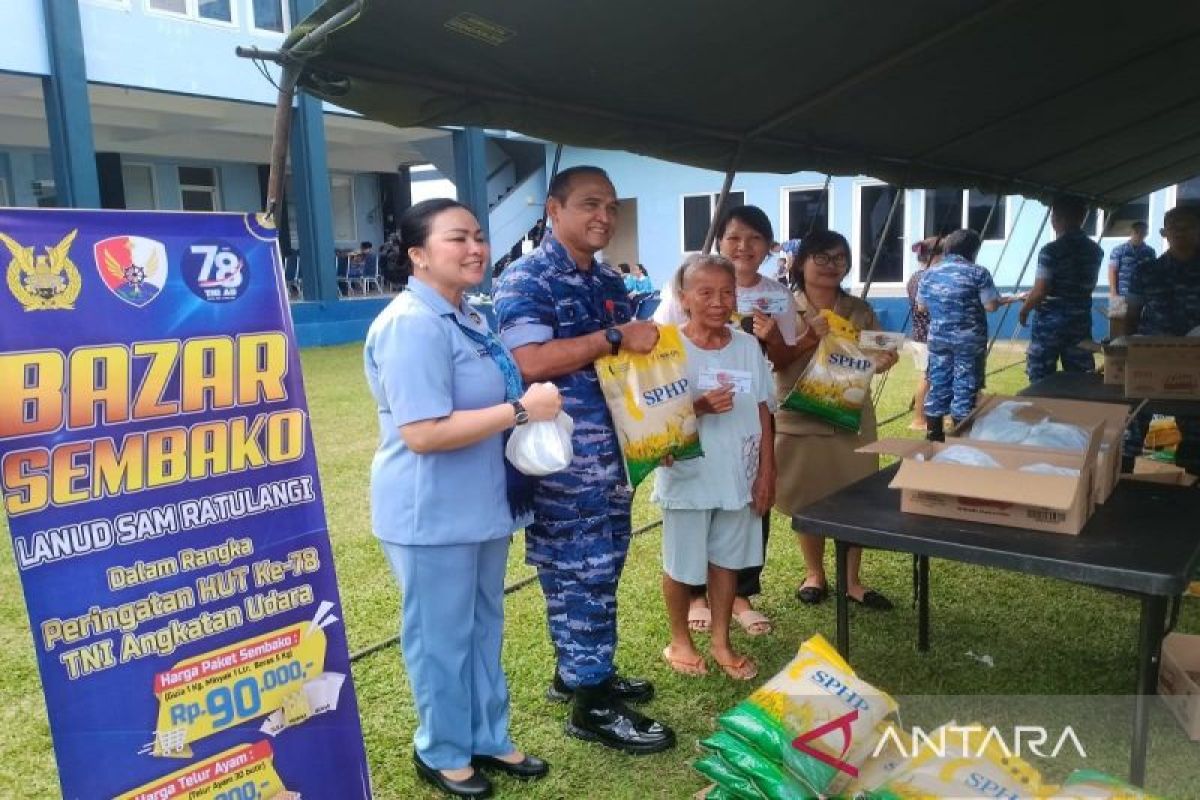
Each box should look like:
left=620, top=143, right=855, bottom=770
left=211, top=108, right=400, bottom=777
left=94, top=235, right=168, bottom=307
left=2, top=229, right=82, bottom=311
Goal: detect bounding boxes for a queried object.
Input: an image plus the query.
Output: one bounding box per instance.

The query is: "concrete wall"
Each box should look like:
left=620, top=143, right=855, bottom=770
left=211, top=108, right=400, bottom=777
left=1, top=0, right=50, bottom=76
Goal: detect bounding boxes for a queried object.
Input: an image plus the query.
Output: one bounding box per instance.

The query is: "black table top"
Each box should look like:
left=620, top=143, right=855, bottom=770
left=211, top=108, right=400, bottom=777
left=793, top=465, right=1200, bottom=596
left=1020, top=372, right=1200, bottom=418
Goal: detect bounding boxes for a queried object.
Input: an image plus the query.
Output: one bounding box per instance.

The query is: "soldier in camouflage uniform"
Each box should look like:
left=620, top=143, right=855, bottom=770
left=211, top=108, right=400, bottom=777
left=916, top=229, right=1006, bottom=440
left=1019, top=195, right=1104, bottom=383
left=493, top=166, right=676, bottom=754
left=1126, top=205, right=1200, bottom=474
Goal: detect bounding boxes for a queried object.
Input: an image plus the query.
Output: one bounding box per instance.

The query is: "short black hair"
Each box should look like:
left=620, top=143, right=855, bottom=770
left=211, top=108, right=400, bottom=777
left=790, top=229, right=851, bottom=292
left=715, top=204, right=774, bottom=244
left=547, top=165, right=611, bottom=203
left=1131, top=220, right=1149, bottom=231
left=618, top=262, right=630, bottom=273
left=360, top=241, right=373, bottom=249
left=941, top=229, right=982, bottom=261
left=1051, top=195, right=1089, bottom=225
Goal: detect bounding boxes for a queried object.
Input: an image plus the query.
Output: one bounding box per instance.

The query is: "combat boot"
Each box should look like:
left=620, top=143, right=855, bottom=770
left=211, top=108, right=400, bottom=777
left=565, top=683, right=675, bottom=754
left=546, top=672, right=654, bottom=704
left=926, top=415, right=945, bottom=443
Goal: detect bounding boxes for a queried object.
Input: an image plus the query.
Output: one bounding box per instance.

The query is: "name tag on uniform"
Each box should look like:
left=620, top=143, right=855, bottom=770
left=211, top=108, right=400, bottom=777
left=737, top=294, right=791, bottom=315
left=858, top=330, right=906, bottom=351
left=698, top=367, right=753, bottom=393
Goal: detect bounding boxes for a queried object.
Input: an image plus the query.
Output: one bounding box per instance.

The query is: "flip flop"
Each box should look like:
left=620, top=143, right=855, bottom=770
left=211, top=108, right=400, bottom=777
left=732, top=608, right=772, bottom=637
left=712, top=654, right=758, bottom=681
left=662, top=646, right=707, bottom=677
left=687, top=605, right=712, bottom=633
left=795, top=584, right=828, bottom=605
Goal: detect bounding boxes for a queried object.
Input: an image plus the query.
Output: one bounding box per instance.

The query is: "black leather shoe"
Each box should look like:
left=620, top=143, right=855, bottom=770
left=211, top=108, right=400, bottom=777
left=471, top=753, right=549, bottom=780
left=565, top=685, right=676, bottom=754
left=413, top=751, right=493, bottom=798
left=546, top=672, right=655, bottom=704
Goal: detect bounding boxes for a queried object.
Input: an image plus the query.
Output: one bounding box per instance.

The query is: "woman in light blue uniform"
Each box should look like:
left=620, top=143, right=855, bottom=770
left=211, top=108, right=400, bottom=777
left=364, top=199, right=560, bottom=798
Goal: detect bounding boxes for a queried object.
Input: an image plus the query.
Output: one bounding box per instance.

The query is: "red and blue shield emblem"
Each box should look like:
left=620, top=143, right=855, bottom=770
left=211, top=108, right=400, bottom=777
left=94, top=235, right=168, bottom=307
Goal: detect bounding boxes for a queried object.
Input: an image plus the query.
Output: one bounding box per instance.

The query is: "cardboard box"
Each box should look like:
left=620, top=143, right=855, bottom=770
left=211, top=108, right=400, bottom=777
left=1125, top=337, right=1200, bottom=400
left=1158, top=633, right=1200, bottom=741
left=1102, top=341, right=1127, bottom=386
left=861, top=434, right=1099, bottom=535
left=1123, top=457, right=1198, bottom=487
left=949, top=395, right=1130, bottom=503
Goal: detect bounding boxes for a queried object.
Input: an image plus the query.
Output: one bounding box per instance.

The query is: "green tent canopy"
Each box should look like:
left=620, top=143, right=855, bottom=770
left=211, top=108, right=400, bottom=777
left=283, top=0, right=1200, bottom=206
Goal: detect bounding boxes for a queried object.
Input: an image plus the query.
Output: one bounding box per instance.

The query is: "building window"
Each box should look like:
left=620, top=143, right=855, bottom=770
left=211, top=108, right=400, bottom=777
left=146, top=0, right=234, bottom=25
left=1175, top=175, right=1200, bottom=205
left=924, top=189, right=1006, bottom=240
left=251, top=0, right=288, bottom=32
left=122, top=163, right=158, bottom=210
left=966, top=191, right=1006, bottom=240
left=179, top=166, right=220, bottom=211
left=784, top=187, right=829, bottom=240
left=32, top=179, right=57, bottom=208
left=0, top=178, right=9, bottom=207
left=331, top=175, right=356, bottom=243
left=856, top=183, right=905, bottom=284
left=682, top=191, right=745, bottom=252
left=1101, top=195, right=1150, bottom=238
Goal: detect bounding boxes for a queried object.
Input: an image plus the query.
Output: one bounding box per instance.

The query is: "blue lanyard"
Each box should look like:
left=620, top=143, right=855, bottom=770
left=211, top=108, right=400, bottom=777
left=453, top=320, right=524, bottom=403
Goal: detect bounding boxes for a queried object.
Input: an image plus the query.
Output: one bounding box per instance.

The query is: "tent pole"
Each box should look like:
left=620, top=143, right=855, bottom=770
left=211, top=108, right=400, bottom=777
left=986, top=206, right=1050, bottom=358
left=264, top=65, right=302, bottom=221
left=702, top=148, right=742, bottom=254
left=808, top=174, right=832, bottom=237
left=858, top=188, right=904, bottom=299
left=235, top=0, right=362, bottom=217
left=549, top=143, right=563, bottom=189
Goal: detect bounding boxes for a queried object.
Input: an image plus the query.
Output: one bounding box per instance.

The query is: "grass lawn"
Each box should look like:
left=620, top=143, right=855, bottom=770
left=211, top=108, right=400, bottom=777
left=1, top=344, right=1198, bottom=798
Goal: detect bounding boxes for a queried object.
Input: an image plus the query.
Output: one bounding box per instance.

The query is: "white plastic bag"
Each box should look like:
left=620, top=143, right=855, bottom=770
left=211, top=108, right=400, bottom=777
left=1019, top=463, right=1080, bottom=476
left=505, top=411, right=574, bottom=476
left=1023, top=420, right=1090, bottom=452
left=930, top=445, right=1002, bottom=469
left=966, top=401, right=1045, bottom=444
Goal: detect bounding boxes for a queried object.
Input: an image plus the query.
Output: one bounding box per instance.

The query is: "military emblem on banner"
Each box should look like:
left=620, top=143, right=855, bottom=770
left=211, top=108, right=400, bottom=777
left=95, top=235, right=168, bottom=307
left=2, top=229, right=82, bottom=311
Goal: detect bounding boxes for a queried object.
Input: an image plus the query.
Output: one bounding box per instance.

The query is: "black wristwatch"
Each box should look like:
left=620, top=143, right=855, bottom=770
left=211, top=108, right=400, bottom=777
left=511, top=400, right=530, bottom=425
left=604, top=327, right=623, bottom=356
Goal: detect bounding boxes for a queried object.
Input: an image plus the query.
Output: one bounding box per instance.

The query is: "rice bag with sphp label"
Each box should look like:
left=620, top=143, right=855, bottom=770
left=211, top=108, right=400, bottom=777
left=594, top=324, right=703, bottom=486
left=713, top=634, right=898, bottom=798
left=1048, top=769, right=1161, bottom=799
left=783, top=311, right=876, bottom=432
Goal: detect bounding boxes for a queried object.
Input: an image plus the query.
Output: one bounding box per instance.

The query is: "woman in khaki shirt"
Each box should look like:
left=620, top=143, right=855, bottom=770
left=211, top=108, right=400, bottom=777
left=769, top=231, right=899, bottom=610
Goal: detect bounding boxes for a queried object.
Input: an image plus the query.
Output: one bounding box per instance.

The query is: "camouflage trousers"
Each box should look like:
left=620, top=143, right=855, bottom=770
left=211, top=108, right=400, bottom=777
left=1026, top=313, right=1094, bottom=384
left=526, top=432, right=633, bottom=689
left=924, top=343, right=986, bottom=421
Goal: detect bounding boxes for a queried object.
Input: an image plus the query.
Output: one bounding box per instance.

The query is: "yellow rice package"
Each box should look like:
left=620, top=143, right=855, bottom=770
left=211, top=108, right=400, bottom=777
left=1043, top=769, right=1161, bottom=799
left=843, top=720, right=909, bottom=798
left=713, top=634, right=898, bottom=797
left=782, top=310, right=876, bottom=432
left=867, top=722, right=1044, bottom=799
left=594, top=323, right=702, bottom=486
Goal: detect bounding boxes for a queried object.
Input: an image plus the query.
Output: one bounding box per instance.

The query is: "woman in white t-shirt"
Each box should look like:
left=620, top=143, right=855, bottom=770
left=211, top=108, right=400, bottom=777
left=653, top=254, right=775, bottom=680
left=653, top=205, right=794, bottom=637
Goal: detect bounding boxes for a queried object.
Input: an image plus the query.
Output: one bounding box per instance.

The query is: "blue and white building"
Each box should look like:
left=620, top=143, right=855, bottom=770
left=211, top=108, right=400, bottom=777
left=4, top=1, right=1198, bottom=343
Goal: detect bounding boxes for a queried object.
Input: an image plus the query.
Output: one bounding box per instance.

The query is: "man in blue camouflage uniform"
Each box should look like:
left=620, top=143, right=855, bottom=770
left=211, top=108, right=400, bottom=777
left=1107, top=220, right=1155, bottom=298
left=493, top=166, right=675, bottom=754
left=917, top=229, right=1006, bottom=440
left=1019, top=196, right=1104, bottom=383
left=1125, top=205, right=1200, bottom=474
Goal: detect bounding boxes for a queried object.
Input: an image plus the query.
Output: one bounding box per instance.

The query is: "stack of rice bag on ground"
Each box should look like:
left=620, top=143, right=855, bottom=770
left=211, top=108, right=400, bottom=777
left=694, top=635, right=1161, bottom=799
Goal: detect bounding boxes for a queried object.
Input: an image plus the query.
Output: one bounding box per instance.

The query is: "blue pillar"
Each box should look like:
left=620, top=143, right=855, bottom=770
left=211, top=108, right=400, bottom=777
left=290, top=93, right=339, bottom=302
left=289, top=0, right=338, bottom=302
left=41, top=0, right=100, bottom=208
left=453, top=127, right=491, bottom=289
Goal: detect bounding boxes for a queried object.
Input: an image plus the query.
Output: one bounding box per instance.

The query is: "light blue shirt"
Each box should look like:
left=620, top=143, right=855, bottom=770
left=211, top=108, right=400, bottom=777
left=364, top=278, right=514, bottom=545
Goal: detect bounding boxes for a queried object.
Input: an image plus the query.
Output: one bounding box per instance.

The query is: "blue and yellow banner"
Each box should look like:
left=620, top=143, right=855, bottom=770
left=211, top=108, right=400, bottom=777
left=0, top=209, right=369, bottom=799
